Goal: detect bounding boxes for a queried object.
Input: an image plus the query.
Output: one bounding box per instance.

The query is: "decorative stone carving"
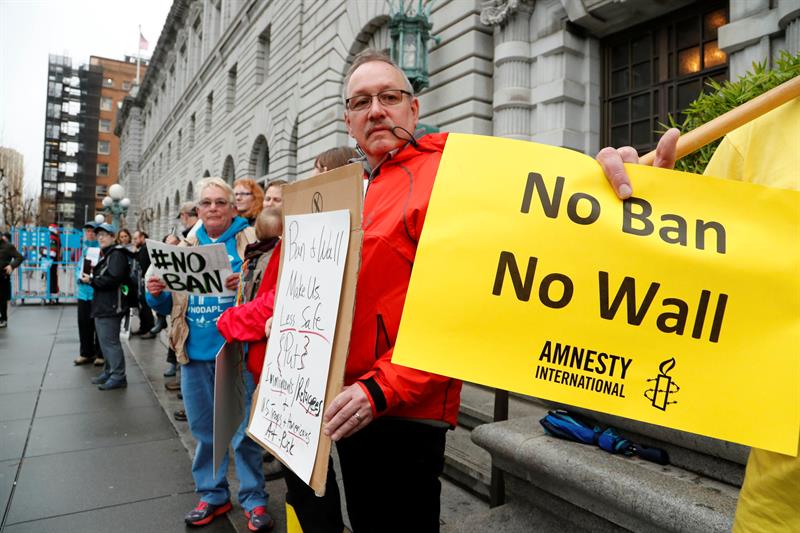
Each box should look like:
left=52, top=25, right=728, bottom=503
left=480, top=0, right=535, bottom=26
left=187, top=0, right=204, bottom=25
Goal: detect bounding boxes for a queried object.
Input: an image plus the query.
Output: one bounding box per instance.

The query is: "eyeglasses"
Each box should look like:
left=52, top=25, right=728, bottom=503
left=345, top=89, right=412, bottom=112
left=198, top=199, right=230, bottom=208
left=234, top=192, right=253, bottom=197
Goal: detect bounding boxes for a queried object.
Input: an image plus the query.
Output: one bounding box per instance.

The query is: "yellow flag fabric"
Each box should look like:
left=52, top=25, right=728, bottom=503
left=286, top=502, right=303, bottom=533
left=393, top=133, right=800, bottom=456
left=704, top=97, right=800, bottom=533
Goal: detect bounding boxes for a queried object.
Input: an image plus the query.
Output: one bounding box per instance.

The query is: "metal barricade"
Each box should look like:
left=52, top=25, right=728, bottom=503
left=11, top=226, right=82, bottom=304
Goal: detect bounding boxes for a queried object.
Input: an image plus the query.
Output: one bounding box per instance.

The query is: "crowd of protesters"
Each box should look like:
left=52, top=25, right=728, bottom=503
left=37, top=47, right=793, bottom=533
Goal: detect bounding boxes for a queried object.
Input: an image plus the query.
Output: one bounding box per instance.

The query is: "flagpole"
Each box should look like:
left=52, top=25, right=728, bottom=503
left=136, top=25, right=142, bottom=85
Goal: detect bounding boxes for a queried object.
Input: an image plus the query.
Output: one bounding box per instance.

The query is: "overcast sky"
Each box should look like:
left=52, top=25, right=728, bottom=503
left=0, top=0, right=172, bottom=195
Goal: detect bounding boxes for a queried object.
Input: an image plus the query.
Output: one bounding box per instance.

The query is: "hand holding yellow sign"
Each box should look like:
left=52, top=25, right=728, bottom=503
left=393, top=133, right=800, bottom=456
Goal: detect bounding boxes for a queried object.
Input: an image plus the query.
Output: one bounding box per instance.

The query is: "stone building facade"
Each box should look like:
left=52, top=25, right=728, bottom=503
left=117, top=0, right=799, bottom=235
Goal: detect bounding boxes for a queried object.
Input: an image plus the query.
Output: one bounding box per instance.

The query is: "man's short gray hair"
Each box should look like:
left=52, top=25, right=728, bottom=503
left=196, top=177, right=235, bottom=204
left=342, top=49, right=414, bottom=102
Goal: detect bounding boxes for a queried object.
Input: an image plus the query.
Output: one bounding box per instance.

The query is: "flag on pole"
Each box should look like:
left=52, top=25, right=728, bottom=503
left=136, top=25, right=147, bottom=86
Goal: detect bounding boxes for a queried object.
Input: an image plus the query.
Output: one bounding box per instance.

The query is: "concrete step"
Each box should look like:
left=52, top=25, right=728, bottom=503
left=440, top=496, right=598, bottom=533
left=445, top=383, right=548, bottom=500
left=546, top=401, right=747, bottom=486
left=443, top=424, right=493, bottom=499
left=458, top=383, right=746, bottom=486
left=473, top=416, right=739, bottom=533
left=458, top=382, right=549, bottom=430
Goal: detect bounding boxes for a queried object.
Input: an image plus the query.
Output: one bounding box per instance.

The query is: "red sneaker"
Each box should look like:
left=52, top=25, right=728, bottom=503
left=184, top=500, right=232, bottom=527
left=245, top=506, right=274, bottom=532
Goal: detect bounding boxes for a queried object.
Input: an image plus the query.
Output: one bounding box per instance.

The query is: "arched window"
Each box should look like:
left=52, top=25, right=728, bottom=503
left=221, top=155, right=235, bottom=184
left=202, top=170, right=211, bottom=178
left=249, top=135, right=269, bottom=181
left=186, top=181, right=194, bottom=202
left=287, top=120, right=298, bottom=182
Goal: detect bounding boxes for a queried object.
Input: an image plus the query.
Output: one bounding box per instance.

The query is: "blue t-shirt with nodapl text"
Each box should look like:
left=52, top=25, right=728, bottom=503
left=146, top=216, right=250, bottom=361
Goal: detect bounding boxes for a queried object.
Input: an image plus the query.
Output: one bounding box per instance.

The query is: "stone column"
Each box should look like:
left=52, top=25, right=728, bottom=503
left=779, top=0, right=800, bottom=54
left=530, top=0, right=598, bottom=153
left=481, top=0, right=534, bottom=140
left=719, top=0, right=800, bottom=79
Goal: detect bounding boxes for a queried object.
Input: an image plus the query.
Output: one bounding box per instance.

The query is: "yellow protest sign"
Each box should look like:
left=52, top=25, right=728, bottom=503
left=393, top=133, right=800, bottom=456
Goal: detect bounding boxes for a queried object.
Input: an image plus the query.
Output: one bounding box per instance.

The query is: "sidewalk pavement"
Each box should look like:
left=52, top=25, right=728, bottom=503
left=0, top=305, right=233, bottom=532
left=1, top=304, right=484, bottom=532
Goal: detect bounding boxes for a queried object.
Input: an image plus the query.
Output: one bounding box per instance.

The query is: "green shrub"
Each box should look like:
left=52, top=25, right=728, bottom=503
left=666, top=50, right=800, bottom=175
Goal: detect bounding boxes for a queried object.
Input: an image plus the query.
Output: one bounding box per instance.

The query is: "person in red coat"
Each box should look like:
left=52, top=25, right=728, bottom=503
left=320, top=49, right=462, bottom=532
left=217, top=208, right=282, bottom=381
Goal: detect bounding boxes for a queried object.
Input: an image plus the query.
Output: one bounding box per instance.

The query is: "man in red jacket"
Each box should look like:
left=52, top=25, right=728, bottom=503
left=321, top=49, right=462, bottom=532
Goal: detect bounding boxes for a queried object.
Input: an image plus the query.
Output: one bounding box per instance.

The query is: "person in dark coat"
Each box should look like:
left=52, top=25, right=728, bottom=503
left=131, top=230, right=155, bottom=335
left=0, top=231, right=24, bottom=328
left=80, top=223, right=131, bottom=390
left=47, top=224, right=61, bottom=302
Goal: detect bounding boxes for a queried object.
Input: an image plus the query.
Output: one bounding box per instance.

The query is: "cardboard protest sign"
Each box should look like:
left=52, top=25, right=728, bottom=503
left=248, top=163, right=364, bottom=494
left=213, top=342, right=247, bottom=474
left=145, top=239, right=234, bottom=296
left=393, top=133, right=800, bottom=456
left=248, top=210, right=350, bottom=484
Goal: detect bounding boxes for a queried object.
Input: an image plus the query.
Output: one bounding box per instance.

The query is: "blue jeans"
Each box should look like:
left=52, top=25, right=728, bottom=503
left=94, top=315, right=125, bottom=380
left=181, top=359, right=267, bottom=511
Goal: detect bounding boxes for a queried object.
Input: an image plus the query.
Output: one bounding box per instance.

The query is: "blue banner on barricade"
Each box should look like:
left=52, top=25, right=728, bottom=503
left=10, top=226, right=82, bottom=304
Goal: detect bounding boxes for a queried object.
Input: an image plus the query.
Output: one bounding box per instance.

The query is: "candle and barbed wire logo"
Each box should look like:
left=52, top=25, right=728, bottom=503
left=644, top=357, right=680, bottom=411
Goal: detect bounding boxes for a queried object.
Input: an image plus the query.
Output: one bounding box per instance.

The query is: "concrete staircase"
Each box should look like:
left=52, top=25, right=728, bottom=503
left=441, top=383, right=747, bottom=532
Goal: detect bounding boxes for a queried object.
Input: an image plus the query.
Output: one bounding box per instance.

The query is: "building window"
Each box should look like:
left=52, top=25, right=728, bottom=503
left=98, top=141, right=110, bottom=154
left=99, top=119, right=112, bottom=133
left=602, top=2, right=728, bottom=154
left=100, top=97, right=113, bottom=111
left=287, top=119, right=298, bottom=181
left=97, top=163, right=109, bottom=176
left=205, top=92, right=213, bottom=133
left=103, top=77, right=114, bottom=88
left=177, top=129, right=183, bottom=160
left=227, top=64, right=237, bottom=112
left=178, top=45, right=186, bottom=91
left=250, top=135, right=269, bottom=179
left=222, top=155, right=235, bottom=184
left=190, top=113, right=196, bottom=146
left=256, top=26, right=271, bottom=85
left=122, top=81, right=131, bottom=91
left=44, top=166, right=58, bottom=182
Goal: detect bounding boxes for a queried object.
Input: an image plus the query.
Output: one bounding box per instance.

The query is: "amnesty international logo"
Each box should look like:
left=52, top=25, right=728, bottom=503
left=644, top=357, right=680, bottom=411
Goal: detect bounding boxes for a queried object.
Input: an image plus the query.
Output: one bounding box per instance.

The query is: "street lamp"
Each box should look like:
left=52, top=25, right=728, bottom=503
left=388, top=0, right=439, bottom=135
left=389, top=0, right=437, bottom=93
left=98, top=183, right=130, bottom=227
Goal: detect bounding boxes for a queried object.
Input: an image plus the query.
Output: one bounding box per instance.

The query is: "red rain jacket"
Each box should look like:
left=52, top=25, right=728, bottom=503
left=217, top=240, right=281, bottom=381
left=351, top=132, right=462, bottom=426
